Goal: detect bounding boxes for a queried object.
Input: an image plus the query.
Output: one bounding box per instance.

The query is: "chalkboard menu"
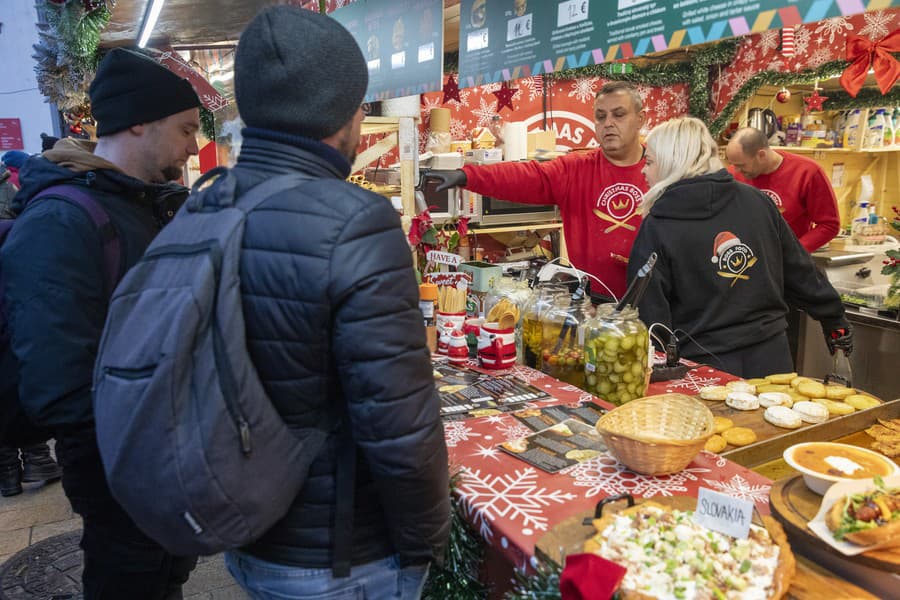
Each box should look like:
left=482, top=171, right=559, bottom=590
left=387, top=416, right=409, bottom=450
left=458, top=0, right=871, bottom=88
left=332, top=0, right=445, bottom=102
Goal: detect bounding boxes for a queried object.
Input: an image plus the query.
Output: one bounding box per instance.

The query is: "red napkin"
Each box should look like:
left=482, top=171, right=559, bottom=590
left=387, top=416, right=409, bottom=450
left=560, top=553, right=627, bottom=600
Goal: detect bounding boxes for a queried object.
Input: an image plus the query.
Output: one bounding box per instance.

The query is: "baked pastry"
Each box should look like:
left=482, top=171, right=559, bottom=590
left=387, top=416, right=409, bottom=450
left=723, top=426, right=758, bottom=446
left=812, top=398, right=856, bottom=416
left=765, top=372, right=797, bottom=384
left=725, top=391, right=759, bottom=411
left=757, top=383, right=791, bottom=394
left=792, top=401, right=828, bottom=424
left=726, top=381, right=757, bottom=394
left=790, top=376, right=814, bottom=389
left=758, top=392, right=791, bottom=408
left=825, top=385, right=856, bottom=400
left=713, top=416, right=734, bottom=433
left=764, top=405, right=803, bottom=429
left=704, top=434, right=727, bottom=453
left=745, top=378, right=768, bottom=387
left=797, top=380, right=827, bottom=399
left=844, top=394, right=881, bottom=410
left=699, top=385, right=729, bottom=401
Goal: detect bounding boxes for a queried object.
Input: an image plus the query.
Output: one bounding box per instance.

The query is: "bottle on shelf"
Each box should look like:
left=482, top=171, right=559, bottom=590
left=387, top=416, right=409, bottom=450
left=843, top=109, right=862, bottom=149
left=882, top=109, right=896, bottom=147
left=851, top=200, right=870, bottom=238
left=867, top=109, right=887, bottom=148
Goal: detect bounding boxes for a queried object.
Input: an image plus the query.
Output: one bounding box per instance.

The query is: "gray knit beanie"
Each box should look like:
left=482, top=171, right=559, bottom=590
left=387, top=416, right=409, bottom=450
left=234, top=6, right=369, bottom=140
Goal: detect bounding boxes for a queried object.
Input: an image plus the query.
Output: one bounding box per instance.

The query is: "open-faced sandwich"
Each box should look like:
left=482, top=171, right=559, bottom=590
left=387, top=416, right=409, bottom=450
left=584, top=502, right=794, bottom=599
left=825, top=475, right=900, bottom=548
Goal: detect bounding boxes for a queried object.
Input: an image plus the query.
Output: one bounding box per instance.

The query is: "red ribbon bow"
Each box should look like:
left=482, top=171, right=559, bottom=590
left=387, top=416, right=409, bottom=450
left=839, top=31, right=900, bottom=97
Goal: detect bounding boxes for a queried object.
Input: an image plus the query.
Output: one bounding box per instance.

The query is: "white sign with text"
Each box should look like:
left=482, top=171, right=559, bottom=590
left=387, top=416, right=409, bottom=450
left=693, top=487, right=753, bottom=539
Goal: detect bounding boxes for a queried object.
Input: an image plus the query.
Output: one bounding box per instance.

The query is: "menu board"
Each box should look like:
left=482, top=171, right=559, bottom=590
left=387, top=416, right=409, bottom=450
left=0, top=119, right=24, bottom=151
left=433, top=362, right=552, bottom=419
left=331, top=0, right=444, bottom=102
left=458, top=0, right=870, bottom=87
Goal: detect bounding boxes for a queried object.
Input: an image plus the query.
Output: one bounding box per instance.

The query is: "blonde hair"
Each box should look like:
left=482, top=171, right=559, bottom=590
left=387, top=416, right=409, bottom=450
left=642, top=117, right=722, bottom=215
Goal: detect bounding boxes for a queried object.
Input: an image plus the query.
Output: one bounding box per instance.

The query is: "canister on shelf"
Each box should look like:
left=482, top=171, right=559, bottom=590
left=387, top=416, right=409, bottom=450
left=582, top=304, right=649, bottom=405
left=419, top=283, right=439, bottom=353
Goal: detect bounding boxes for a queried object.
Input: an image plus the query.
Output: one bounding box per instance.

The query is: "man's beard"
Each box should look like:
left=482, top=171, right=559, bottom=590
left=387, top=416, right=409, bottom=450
left=161, top=165, right=183, bottom=182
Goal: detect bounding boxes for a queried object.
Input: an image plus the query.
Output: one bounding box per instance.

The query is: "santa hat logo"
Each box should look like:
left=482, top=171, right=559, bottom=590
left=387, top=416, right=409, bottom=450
left=711, top=231, right=741, bottom=263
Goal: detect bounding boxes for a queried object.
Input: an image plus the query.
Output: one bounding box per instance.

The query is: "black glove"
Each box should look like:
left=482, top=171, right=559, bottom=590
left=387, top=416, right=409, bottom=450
left=429, top=169, right=467, bottom=192
left=826, top=326, right=853, bottom=356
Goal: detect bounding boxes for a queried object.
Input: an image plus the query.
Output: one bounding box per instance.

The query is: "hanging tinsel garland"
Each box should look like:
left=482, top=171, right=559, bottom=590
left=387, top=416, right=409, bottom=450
left=506, top=560, right=564, bottom=599
left=200, top=107, right=216, bottom=142
left=32, top=0, right=113, bottom=110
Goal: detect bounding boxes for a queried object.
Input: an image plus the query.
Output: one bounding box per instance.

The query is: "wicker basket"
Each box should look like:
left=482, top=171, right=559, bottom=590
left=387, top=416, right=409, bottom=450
left=595, top=393, right=714, bottom=476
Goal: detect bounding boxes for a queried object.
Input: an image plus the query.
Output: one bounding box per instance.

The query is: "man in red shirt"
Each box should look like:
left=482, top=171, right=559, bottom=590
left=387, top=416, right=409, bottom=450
left=726, top=127, right=840, bottom=253
left=431, top=81, right=648, bottom=299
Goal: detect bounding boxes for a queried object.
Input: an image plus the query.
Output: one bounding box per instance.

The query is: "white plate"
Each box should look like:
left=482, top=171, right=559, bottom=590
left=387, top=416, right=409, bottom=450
left=807, top=474, right=900, bottom=556
left=783, top=442, right=899, bottom=495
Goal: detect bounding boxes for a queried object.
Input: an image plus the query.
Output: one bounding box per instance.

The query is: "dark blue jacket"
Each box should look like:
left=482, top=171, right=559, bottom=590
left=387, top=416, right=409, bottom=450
left=233, top=130, right=450, bottom=568
left=0, top=146, right=187, bottom=429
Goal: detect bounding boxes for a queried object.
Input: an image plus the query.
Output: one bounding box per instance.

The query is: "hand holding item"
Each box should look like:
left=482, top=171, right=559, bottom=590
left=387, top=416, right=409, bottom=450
left=430, top=169, right=468, bottom=192
left=826, top=326, right=853, bottom=356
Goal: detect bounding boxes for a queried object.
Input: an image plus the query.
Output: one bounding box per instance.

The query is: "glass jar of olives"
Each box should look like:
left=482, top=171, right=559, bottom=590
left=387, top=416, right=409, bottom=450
left=539, top=288, right=591, bottom=388
left=582, top=304, right=649, bottom=405
left=521, top=284, right=568, bottom=369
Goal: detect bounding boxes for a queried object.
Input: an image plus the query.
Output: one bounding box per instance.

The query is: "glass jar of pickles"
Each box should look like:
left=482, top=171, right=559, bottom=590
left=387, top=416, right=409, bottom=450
left=583, top=304, right=649, bottom=405
left=539, top=288, right=591, bottom=388
left=521, top=284, right=568, bottom=369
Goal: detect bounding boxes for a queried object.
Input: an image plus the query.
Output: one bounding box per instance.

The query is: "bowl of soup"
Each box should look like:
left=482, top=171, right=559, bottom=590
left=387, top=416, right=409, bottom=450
left=783, top=442, right=899, bottom=495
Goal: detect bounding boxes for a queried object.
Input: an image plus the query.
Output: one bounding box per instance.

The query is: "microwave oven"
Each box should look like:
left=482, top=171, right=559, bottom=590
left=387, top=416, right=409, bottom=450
left=418, top=179, right=559, bottom=227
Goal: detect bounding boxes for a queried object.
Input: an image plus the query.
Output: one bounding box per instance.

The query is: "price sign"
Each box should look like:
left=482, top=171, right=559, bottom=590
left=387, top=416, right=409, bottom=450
left=693, top=487, right=753, bottom=539
left=557, top=0, right=589, bottom=27
left=418, top=42, right=435, bottom=63
left=467, top=29, right=490, bottom=51
left=506, top=14, right=533, bottom=42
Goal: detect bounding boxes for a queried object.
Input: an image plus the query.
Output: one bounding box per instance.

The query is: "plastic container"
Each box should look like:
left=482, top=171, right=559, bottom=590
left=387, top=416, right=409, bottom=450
left=539, top=288, right=591, bottom=388
left=843, top=109, right=861, bottom=149
left=582, top=304, right=650, bottom=406
left=866, top=109, right=886, bottom=148
left=851, top=200, right=870, bottom=238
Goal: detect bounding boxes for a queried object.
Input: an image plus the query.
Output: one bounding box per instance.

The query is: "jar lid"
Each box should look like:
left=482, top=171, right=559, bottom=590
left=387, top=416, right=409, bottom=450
left=419, top=282, right=438, bottom=300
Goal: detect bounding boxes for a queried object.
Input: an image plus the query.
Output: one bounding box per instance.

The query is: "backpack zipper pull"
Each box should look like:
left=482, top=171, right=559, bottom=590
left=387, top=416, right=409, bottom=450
left=239, top=418, right=252, bottom=455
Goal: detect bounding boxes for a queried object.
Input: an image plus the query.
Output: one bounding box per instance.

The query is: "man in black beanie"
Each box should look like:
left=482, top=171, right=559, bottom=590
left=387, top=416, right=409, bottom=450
left=223, top=6, right=449, bottom=599
left=0, top=48, right=200, bottom=599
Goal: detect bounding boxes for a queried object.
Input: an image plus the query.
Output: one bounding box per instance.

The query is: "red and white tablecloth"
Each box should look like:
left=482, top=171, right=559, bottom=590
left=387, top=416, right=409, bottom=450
left=442, top=362, right=774, bottom=571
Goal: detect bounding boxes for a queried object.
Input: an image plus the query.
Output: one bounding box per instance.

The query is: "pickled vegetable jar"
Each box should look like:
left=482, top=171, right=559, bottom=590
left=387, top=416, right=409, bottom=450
left=583, top=305, right=649, bottom=405
left=540, top=289, right=591, bottom=388
left=521, top=284, right=568, bottom=369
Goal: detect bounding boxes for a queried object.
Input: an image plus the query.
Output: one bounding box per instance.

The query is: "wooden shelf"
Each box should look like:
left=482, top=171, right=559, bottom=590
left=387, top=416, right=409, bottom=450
left=469, top=222, right=563, bottom=235
left=774, top=146, right=899, bottom=154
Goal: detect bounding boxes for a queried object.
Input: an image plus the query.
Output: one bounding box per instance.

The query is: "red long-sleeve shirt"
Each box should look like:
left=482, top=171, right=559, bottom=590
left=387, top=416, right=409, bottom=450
left=730, top=150, right=839, bottom=253
left=463, top=149, right=647, bottom=298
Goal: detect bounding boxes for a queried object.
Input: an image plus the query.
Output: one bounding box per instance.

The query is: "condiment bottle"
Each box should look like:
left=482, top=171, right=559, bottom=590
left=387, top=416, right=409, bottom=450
left=419, top=283, right=439, bottom=353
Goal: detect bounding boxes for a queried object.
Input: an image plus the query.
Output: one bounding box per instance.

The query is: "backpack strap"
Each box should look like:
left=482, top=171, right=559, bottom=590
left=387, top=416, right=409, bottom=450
left=28, top=185, right=122, bottom=297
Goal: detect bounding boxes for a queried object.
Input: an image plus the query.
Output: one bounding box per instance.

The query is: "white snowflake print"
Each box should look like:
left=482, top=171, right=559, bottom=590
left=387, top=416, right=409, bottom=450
left=667, top=89, right=688, bottom=115
left=807, top=48, right=832, bottom=68
left=743, top=47, right=757, bottom=64
left=563, top=454, right=712, bottom=498
left=444, top=421, right=481, bottom=448
left=700, top=451, right=729, bottom=468
left=814, top=16, right=854, bottom=45
left=760, top=29, right=780, bottom=53
left=202, top=93, right=228, bottom=112
left=731, top=69, right=753, bottom=91
left=421, top=96, right=443, bottom=116
left=472, top=443, right=502, bottom=462
left=418, top=128, right=430, bottom=153
left=654, top=97, right=670, bottom=117
left=634, top=84, right=653, bottom=104
left=767, top=58, right=785, bottom=73
left=456, top=467, right=578, bottom=541
left=445, top=88, right=472, bottom=111
left=520, top=76, right=545, bottom=103
left=495, top=419, right=536, bottom=442
left=794, top=26, right=812, bottom=56
left=664, top=371, right=722, bottom=393
left=472, top=97, right=499, bottom=127
left=450, top=118, right=470, bottom=140
left=568, top=77, right=600, bottom=103
left=508, top=365, right=547, bottom=385
left=703, top=474, right=771, bottom=505
left=859, top=11, right=895, bottom=40
left=481, top=82, right=503, bottom=93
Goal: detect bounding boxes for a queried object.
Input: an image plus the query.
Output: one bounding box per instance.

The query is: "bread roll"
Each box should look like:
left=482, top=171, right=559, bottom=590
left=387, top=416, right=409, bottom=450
left=844, top=394, right=881, bottom=410
left=812, top=398, right=856, bottom=416
left=797, top=380, right=827, bottom=399
left=825, top=385, right=856, bottom=400
left=765, top=372, right=797, bottom=384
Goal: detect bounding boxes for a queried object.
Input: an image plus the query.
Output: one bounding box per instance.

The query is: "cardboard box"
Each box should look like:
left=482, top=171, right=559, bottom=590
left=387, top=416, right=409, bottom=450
left=465, top=148, right=503, bottom=164
left=459, top=261, right=503, bottom=293
left=527, top=130, right=557, bottom=155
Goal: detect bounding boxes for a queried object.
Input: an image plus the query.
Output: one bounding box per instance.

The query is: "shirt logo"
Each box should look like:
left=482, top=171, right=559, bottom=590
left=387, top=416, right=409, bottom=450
left=711, top=231, right=757, bottom=287
left=761, top=189, right=785, bottom=213
left=593, top=183, right=643, bottom=234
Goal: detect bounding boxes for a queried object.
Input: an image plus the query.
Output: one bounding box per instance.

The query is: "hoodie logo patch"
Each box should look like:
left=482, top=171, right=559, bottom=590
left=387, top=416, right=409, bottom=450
left=711, top=231, right=757, bottom=287
left=761, top=189, right=785, bottom=213
left=593, top=183, right=642, bottom=234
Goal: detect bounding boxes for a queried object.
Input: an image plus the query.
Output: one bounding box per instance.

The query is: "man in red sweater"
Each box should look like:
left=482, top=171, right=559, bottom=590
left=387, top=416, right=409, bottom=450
left=726, top=127, right=840, bottom=253
left=431, top=81, right=648, bottom=299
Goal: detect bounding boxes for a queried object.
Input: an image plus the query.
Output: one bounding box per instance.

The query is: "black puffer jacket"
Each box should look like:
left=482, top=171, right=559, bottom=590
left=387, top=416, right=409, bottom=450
left=0, top=141, right=187, bottom=429
left=234, top=129, right=450, bottom=569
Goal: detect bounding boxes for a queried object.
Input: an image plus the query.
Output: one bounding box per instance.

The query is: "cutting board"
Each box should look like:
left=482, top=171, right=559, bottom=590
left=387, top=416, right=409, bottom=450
left=536, top=495, right=879, bottom=600
left=769, top=475, right=900, bottom=572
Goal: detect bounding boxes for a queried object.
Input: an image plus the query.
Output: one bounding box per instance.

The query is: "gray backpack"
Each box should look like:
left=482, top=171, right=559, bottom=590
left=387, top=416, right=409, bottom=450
left=93, top=168, right=332, bottom=556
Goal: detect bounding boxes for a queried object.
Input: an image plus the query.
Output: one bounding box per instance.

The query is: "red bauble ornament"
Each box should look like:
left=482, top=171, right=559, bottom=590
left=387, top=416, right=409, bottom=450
left=442, top=74, right=461, bottom=104
left=493, top=82, right=519, bottom=112
left=776, top=88, right=791, bottom=103
left=803, top=89, right=828, bottom=112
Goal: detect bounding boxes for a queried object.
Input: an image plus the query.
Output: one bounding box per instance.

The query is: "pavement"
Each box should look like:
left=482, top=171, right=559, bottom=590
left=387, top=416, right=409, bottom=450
left=0, top=478, right=249, bottom=599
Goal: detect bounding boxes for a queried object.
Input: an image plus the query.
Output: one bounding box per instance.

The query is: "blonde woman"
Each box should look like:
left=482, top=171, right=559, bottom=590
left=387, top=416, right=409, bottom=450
left=626, top=117, right=850, bottom=377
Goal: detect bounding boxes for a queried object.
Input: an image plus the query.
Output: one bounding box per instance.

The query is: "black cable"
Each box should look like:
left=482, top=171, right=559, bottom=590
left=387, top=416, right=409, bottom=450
left=673, top=328, right=727, bottom=372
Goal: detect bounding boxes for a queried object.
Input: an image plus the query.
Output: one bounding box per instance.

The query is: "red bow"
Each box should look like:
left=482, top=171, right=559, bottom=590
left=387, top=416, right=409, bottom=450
left=839, top=31, right=900, bottom=97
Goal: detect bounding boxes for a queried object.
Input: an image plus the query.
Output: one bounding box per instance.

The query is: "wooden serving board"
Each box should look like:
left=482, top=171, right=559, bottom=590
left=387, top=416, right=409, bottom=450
left=536, top=495, right=879, bottom=600
left=769, top=475, right=900, bottom=572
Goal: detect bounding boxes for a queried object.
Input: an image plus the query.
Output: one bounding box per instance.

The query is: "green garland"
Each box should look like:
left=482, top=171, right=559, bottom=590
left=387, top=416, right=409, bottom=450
left=507, top=560, right=563, bottom=599
left=200, top=107, right=216, bottom=142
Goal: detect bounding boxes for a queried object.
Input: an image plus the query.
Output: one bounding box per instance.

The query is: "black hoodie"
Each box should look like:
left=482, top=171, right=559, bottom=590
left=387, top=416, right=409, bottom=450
left=627, top=169, right=845, bottom=361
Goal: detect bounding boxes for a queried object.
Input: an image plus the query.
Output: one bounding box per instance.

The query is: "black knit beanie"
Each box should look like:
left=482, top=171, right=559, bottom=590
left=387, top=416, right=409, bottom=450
left=89, top=49, right=202, bottom=137
left=234, top=6, right=368, bottom=140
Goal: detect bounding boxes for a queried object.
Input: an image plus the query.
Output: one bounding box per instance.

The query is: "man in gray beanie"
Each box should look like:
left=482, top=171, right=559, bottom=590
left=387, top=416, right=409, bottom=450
left=223, top=6, right=449, bottom=599
left=0, top=47, right=200, bottom=599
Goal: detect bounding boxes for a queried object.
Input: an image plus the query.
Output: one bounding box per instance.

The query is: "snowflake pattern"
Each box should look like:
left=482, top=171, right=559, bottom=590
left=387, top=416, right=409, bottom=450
left=450, top=118, right=469, bottom=140
left=494, top=419, right=537, bottom=442
left=743, top=47, right=757, bottom=64
left=202, top=93, right=228, bottom=112
left=859, top=11, right=895, bottom=40
left=471, top=443, right=502, bottom=462
left=664, top=371, right=722, bottom=393
left=421, top=96, right=443, bottom=115
left=444, top=421, right=481, bottom=448
left=482, top=82, right=503, bottom=93
left=814, top=16, right=854, bottom=45
left=563, top=454, right=712, bottom=498
left=456, top=467, right=578, bottom=541
left=759, top=29, right=780, bottom=53
left=702, top=473, right=771, bottom=505
left=509, top=365, right=548, bottom=385
left=767, top=58, right=785, bottom=73
left=667, top=90, right=688, bottom=115
left=807, top=48, right=832, bottom=68
left=568, top=77, right=600, bottom=104
left=472, top=96, right=499, bottom=127
left=794, top=26, right=812, bottom=56
left=520, top=76, right=545, bottom=103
